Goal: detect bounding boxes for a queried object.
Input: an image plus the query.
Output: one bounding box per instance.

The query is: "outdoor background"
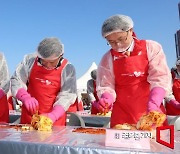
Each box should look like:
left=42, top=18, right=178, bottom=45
left=0, top=0, right=179, bottom=78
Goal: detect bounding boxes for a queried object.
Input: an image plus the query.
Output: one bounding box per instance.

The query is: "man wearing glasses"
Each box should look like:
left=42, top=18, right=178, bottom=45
left=95, top=14, right=172, bottom=128
left=11, top=37, right=77, bottom=126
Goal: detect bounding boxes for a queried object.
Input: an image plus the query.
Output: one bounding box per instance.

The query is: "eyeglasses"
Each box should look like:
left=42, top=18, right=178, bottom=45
left=107, top=31, right=129, bottom=46
left=39, top=55, right=62, bottom=69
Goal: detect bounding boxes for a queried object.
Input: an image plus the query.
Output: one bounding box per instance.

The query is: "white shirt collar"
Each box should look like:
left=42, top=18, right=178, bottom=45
left=128, top=39, right=135, bottom=52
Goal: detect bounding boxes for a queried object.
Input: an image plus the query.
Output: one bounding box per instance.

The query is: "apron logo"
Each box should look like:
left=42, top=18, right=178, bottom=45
left=134, top=71, right=141, bottom=77
left=35, top=78, right=52, bottom=85
left=121, top=72, right=144, bottom=77
left=113, top=56, right=124, bottom=60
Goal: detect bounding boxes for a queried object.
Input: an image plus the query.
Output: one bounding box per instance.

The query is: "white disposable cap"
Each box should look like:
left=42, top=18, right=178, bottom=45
left=102, top=14, right=134, bottom=37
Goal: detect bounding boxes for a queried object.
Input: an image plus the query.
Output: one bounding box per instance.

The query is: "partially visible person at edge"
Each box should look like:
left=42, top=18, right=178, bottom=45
left=94, top=14, right=172, bottom=128
left=0, top=52, right=10, bottom=123
left=87, top=69, right=100, bottom=114
left=165, top=57, right=180, bottom=115
left=11, top=37, right=77, bottom=126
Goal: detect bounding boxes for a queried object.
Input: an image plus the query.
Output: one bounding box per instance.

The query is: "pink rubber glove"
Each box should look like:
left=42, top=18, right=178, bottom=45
left=168, top=100, right=180, bottom=109
left=98, top=92, right=114, bottom=112
left=147, top=87, right=165, bottom=112
left=41, top=105, right=65, bottom=123
left=16, top=88, right=39, bottom=115
left=0, top=89, right=5, bottom=99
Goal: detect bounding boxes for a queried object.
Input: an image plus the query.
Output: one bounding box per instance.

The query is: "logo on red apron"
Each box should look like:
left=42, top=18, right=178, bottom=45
left=35, top=78, right=53, bottom=85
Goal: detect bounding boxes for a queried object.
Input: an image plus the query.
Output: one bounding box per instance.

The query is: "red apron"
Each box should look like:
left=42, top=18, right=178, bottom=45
left=166, top=78, right=180, bottom=115
left=21, top=58, right=77, bottom=126
left=110, top=39, right=166, bottom=128
left=8, top=96, right=14, bottom=110
left=67, top=99, right=78, bottom=112
left=0, top=95, right=9, bottom=123
left=91, top=80, right=99, bottom=114
left=75, top=98, right=84, bottom=111
left=78, top=101, right=84, bottom=111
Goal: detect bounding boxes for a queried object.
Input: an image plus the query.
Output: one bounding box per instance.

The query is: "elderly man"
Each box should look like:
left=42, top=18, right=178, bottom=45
left=94, top=14, right=172, bottom=128
left=11, top=37, right=77, bottom=126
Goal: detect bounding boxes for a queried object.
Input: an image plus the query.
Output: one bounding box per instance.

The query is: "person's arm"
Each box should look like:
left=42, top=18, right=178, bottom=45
left=164, top=74, right=180, bottom=109
left=96, top=51, right=116, bottom=111
left=43, top=62, right=77, bottom=123
left=53, top=62, right=77, bottom=110
left=0, top=53, right=10, bottom=98
left=11, top=54, right=36, bottom=96
left=146, top=40, right=172, bottom=112
left=96, top=51, right=116, bottom=99
left=87, top=79, right=96, bottom=102
left=147, top=40, right=171, bottom=93
left=164, top=92, right=180, bottom=109
left=11, top=54, right=39, bottom=115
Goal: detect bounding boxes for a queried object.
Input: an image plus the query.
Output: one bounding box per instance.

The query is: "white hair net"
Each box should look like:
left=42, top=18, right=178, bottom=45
left=102, top=14, right=134, bottom=37
left=37, top=37, right=64, bottom=60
